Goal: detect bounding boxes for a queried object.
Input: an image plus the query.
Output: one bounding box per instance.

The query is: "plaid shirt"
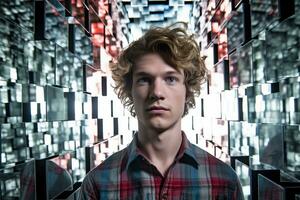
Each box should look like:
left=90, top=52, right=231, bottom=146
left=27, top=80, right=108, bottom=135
left=79, top=132, right=244, bottom=200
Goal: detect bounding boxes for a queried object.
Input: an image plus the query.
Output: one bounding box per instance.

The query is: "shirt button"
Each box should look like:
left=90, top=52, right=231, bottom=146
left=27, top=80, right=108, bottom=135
left=162, top=193, right=167, bottom=200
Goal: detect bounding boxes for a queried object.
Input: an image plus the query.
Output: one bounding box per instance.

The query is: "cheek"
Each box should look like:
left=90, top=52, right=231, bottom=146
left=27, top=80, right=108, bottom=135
left=173, top=87, right=186, bottom=106
left=131, top=89, right=148, bottom=117
left=132, top=88, right=147, bottom=104
left=177, top=86, right=187, bottom=101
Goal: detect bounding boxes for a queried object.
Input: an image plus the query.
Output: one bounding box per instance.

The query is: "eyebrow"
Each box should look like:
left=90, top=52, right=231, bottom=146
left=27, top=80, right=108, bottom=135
left=133, top=70, right=182, bottom=76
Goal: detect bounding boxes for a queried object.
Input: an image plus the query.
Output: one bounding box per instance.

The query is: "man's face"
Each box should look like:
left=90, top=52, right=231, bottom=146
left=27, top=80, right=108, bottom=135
left=131, top=53, right=186, bottom=132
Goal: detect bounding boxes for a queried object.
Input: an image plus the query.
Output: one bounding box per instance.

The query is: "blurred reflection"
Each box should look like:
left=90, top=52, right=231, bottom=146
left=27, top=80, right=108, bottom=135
left=235, top=159, right=251, bottom=199
left=47, top=155, right=73, bottom=199
left=284, top=125, right=300, bottom=178
left=46, top=85, right=67, bottom=121
left=229, top=121, right=259, bottom=156
left=265, top=16, right=300, bottom=81
left=55, top=45, right=72, bottom=88
left=229, top=41, right=253, bottom=88
left=258, top=174, right=284, bottom=200
left=25, top=40, right=55, bottom=86
left=45, top=0, right=68, bottom=48
left=19, top=159, right=72, bottom=200
left=0, top=1, right=35, bottom=32
left=251, top=0, right=279, bottom=37
left=259, top=124, right=284, bottom=169
left=221, top=89, right=241, bottom=121
left=209, top=60, right=229, bottom=93
left=74, top=22, right=93, bottom=65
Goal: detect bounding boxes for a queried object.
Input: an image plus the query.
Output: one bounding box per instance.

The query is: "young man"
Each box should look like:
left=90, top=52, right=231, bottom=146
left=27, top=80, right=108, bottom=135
left=79, top=23, right=244, bottom=200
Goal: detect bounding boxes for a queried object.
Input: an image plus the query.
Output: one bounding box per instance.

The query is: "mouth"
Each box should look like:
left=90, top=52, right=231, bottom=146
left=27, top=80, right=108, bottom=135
left=146, top=106, right=169, bottom=112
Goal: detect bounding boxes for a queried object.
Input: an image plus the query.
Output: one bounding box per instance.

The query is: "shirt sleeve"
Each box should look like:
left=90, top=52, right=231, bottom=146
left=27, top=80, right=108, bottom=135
left=78, top=174, right=99, bottom=200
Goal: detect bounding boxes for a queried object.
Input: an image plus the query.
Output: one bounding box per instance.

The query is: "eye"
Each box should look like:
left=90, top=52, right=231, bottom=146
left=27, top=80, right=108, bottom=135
left=165, top=76, right=178, bottom=85
left=136, top=77, right=151, bottom=85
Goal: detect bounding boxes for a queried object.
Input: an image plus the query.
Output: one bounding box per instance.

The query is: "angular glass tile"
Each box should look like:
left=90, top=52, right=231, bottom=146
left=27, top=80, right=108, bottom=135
left=55, top=45, right=71, bottom=88
left=6, top=102, right=22, bottom=117
left=229, top=41, right=254, bottom=88
left=88, top=0, right=98, bottom=14
left=210, top=7, right=226, bottom=43
left=25, top=40, right=55, bottom=85
left=0, top=65, right=13, bottom=82
left=83, top=93, right=92, bottom=119
left=48, top=120, right=80, bottom=152
left=217, top=27, right=228, bottom=61
left=227, top=2, right=250, bottom=53
left=0, top=103, right=6, bottom=118
left=45, top=0, right=68, bottom=48
left=0, top=1, right=35, bottom=31
left=265, top=16, right=300, bottom=81
left=8, top=82, right=23, bottom=103
left=0, top=86, right=8, bottom=103
left=1, top=144, right=30, bottom=165
left=284, top=125, right=300, bottom=175
left=31, top=144, right=48, bottom=159
left=250, top=0, right=280, bottom=37
left=209, top=59, right=229, bottom=93
left=211, top=118, right=228, bottom=148
left=221, top=89, right=241, bottom=121
left=258, top=123, right=284, bottom=169
left=0, top=160, right=36, bottom=199
left=47, top=0, right=66, bottom=17
left=258, top=174, right=285, bottom=200
left=28, top=131, right=44, bottom=147
left=70, top=0, right=86, bottom=27
left=203, top=93, right=222, bottom=118
left=47, top=153, right=74, bottom=199
left=73, top=147, right=87, bottom=182
left=17, top=67, right=29, bottom=84
left=229, top=121, right=258, bottom=156
left=235, top=159, right=251, bottom=199
left=88, top=143, right=102, bottom=170
left=0, top=123, right=12, bottom=139
left=0, top=17, right=33, bottom=67
left=73, top=23, right=93, bottom=65
left=65, top=92, right=84, bottom=120
left=46, top=85, right=67, bottom=121
left=70, top=56, right=83, bottom=91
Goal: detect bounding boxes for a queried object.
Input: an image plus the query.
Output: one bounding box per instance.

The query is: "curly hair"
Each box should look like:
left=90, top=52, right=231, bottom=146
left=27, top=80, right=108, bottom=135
left=110, top=22, right=207, bottom=117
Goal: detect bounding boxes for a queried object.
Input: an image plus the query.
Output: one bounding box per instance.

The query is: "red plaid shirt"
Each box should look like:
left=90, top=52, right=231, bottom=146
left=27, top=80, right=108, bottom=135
left=79, top=132, right=244, bottom=200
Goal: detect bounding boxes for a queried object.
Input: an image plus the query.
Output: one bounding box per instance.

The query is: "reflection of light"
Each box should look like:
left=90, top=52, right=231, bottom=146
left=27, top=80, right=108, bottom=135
left=92, top=35, right=104, bottom=47
left=72, top=158, right=79, bottom=169
left=255, top=95, right=265, bottom=112
left=212, top=22, right=219, bottom=33
left=31, top=102, right=37, bottom=115
left=219, top=32, right=227, bottom=43
left=75, top=100, right=82, bottom=120
left=177, top=5, right=192, bottom=22
left=91, top=22, right=104, bottom=34
left=243, top=185, right=251, bottom=197
left=100, top=47, right=112, bottom=72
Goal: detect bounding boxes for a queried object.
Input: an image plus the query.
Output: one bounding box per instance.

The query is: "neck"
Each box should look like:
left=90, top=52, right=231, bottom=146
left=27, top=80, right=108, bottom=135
left=137, top=123, right=182, bottom=176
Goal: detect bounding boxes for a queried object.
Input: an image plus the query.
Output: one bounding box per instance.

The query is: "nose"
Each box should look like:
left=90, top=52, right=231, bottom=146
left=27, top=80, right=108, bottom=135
left=149, top=79, right=165, bottom=100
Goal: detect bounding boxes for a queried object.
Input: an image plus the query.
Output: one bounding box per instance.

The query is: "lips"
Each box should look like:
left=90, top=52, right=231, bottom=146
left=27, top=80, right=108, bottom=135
left=146, top=106, right=169, bottom=112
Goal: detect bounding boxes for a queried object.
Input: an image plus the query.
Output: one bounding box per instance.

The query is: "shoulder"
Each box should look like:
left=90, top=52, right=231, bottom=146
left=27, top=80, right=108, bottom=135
left=190, top=143, right=239, bottom=183
left=189, top=144, right=243, bottom=198
left=78, top=148, right=129, bottom=199
left=82, top=147, right=128, bottom=186
left=79, top=148, right=129, bottom=199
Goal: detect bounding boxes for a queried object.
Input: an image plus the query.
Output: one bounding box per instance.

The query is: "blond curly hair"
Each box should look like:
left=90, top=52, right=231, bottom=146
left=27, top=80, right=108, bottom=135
left=111, top=22, right=207, bottom=116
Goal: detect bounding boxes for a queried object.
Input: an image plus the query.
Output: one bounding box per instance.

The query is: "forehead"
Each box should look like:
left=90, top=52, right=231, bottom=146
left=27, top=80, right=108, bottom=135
left=133, top=53, right=181, bottom=74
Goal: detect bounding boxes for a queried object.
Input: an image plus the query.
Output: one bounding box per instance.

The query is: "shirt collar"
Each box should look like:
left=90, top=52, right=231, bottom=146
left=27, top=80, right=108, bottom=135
left=125, top=131, right=199, bottom=170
